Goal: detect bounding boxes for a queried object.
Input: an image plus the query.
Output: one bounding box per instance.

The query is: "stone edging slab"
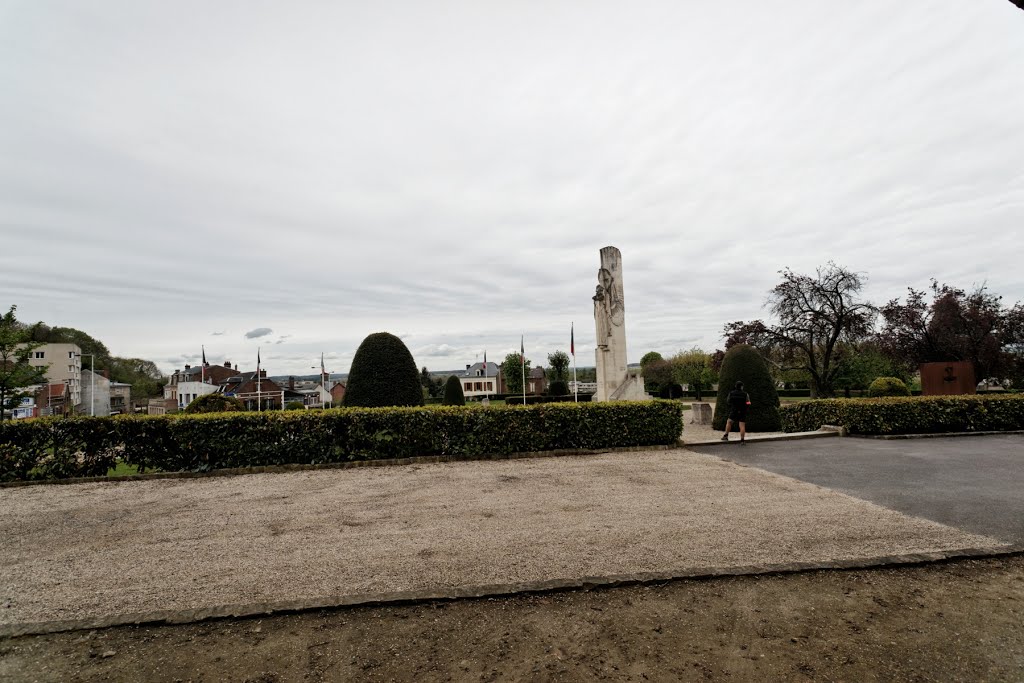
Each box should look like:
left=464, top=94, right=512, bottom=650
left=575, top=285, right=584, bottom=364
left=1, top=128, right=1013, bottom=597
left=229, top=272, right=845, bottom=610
left=2, top=544, right=1019, bottom=638
left=682, top=430, right=839, bottom=446
left=0, top=444, right=679, bottom=489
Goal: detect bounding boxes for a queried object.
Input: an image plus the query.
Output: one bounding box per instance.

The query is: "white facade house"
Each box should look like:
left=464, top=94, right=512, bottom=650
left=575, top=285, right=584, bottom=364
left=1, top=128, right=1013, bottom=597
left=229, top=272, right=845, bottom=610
left=176, top=381, right=221, bottom=410
left=461, top=362, right=502, bottom=399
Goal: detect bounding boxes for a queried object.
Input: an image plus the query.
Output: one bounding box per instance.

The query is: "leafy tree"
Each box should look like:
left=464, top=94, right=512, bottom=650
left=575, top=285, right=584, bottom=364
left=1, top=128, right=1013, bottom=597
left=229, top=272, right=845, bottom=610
left=184, top=393, right=245, bottom=413
left=712, top=344, right=781, bottom=431
left=573, top=366, right=597, bottom=382
left=547, top=351, right=570, bottom=383
left=0, top=306, right=47, bottom=420
left=443, top=375, right=466, bottom=405
left=724, top=262, right=875, bottom=398
left=420, top=367, right=444, bottom=399
left=501, top=352, right=531, bottom=396
left=878, top=282, right=1021, bottom=383
left=640, top=351, right=663, bottom=370
left=670, top=348, right=717, bottom=401
left=832, top=342, right=906, bottom=397
left=344, top=332, right=423, bottom=407
left=27, top=322, right=163, bottom=399
left=643, top=359, right=680, bottom=398
left=108, top=357, right=164, bottom=399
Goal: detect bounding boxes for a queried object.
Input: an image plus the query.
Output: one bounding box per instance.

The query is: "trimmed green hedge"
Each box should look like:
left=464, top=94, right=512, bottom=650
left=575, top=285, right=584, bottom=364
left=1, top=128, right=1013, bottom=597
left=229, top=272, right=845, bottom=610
left=0, top=401, right=683, bottom=481
left=780, top=395, right=1024, bottom=435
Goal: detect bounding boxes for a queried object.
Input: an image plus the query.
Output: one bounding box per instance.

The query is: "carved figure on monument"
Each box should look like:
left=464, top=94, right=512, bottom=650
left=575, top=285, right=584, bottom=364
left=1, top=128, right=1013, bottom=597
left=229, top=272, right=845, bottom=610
left=592, top=245, right=648, bottom=402
left=593, top=283, right=610, bottom=347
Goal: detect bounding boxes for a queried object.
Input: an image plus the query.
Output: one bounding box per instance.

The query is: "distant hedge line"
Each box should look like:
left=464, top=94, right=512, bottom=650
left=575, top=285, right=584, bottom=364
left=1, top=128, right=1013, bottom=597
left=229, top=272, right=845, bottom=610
left=0, top=401, right=683, bottom=482
left=780, top=395, right=1024, bottom=435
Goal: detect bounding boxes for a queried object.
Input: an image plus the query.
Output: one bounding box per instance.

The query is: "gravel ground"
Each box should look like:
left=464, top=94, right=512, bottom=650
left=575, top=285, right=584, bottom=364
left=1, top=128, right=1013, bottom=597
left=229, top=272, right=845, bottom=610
left=0, top=449, right=1004, bottom=628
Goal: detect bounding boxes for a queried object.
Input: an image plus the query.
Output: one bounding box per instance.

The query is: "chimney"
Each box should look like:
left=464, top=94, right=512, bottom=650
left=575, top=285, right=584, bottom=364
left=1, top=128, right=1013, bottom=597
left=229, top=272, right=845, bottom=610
left=101, top=369, right=109, bottom=379
left=224, top=361, right=232, bottom=369
left=288, top=376, right=295, bottom=390
left=260, top=369, right=267, bottom=378
left=184, top=364, right=191, bottom=370
left=466, top=364, right=471, bottom=371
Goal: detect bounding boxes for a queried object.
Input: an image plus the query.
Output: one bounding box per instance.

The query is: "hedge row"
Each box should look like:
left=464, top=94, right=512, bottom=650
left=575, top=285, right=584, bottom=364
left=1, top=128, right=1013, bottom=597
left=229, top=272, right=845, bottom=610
left=780, top=395, right=1024, bottom=435
left=0, top=401, right=684, bottom=482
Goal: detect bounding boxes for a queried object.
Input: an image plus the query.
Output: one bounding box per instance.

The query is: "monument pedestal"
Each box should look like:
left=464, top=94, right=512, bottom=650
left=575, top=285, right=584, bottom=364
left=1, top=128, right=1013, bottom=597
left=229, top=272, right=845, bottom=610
left=689, top=402, right=713, bottom=425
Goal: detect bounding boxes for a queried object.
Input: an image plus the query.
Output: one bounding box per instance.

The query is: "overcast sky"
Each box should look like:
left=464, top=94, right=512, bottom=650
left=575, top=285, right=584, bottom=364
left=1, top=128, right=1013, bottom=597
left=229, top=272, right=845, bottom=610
left=2, top=1, right=1022, bottom=377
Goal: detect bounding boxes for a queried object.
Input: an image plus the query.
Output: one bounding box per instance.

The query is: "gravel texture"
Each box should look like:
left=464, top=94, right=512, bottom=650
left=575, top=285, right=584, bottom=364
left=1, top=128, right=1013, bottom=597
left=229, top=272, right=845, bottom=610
left=0, top=449, right=1005, bottom=627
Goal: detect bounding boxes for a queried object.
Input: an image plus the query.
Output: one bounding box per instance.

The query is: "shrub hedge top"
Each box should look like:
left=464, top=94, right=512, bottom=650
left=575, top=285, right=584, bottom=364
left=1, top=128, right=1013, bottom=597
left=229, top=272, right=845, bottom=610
left=780, top=394, right=1024, bottom=435
left=343, top=332, right=424, bottom=408
left=184, top=394, right=245, bottom=414
left=867, top=376, right=911, bottom=397
left=712, top=344, right=781, bottom=431
left=443, top=375, right=466, bottom=406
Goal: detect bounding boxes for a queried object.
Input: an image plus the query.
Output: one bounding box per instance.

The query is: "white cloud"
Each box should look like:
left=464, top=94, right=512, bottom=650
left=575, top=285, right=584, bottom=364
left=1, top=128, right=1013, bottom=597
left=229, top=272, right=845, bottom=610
left=2, top=1, right=1022, bottom=376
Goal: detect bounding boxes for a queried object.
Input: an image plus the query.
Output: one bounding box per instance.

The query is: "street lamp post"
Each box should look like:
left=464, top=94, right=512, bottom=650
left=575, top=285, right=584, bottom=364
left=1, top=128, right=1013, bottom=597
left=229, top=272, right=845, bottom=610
left=76, top=353, right=94, bottom=417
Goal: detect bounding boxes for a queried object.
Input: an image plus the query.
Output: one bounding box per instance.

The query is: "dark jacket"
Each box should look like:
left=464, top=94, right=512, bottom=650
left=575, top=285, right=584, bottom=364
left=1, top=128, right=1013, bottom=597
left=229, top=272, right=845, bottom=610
left=727, top=389, right=750, bottom=412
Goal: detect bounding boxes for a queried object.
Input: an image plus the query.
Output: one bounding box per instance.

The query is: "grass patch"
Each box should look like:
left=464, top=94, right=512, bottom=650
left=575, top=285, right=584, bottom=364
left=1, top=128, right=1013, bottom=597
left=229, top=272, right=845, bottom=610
left=107, top=461, right=142, bottom=477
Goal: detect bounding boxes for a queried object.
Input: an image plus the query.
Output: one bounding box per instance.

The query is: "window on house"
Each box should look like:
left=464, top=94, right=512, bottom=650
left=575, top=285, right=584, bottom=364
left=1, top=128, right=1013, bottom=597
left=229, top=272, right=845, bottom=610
left=34, top=352, right=44, bottom=359
left=464, top=383, right=472, bottom=392
left=68, top=351, right=75, bottom=359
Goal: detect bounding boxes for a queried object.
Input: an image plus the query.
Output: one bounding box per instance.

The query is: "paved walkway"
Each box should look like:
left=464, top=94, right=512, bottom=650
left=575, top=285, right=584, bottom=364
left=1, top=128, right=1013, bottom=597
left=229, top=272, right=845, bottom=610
left=691, top=434, right=1024, bottom=544
left=0, top=449, right=1007, bottom=633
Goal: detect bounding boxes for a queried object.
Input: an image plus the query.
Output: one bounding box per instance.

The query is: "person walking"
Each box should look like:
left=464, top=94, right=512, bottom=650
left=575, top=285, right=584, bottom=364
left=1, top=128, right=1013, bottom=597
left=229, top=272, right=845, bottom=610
left=721, top=381, right=751, bottom=443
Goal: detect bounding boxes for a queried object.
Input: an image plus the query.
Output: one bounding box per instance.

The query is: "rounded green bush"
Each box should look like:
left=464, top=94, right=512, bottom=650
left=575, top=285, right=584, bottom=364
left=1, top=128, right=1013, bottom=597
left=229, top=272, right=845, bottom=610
left=184, top=393, right=246, bottom=414
left=285, top=401, right=305, bottom=410
left=443, top=375, right=466, bottom=406
left=867, top=376, right=911, bottom=397
left=343, top=332, right=425, bottom=408
left=712, top=344, right=782, bottom=431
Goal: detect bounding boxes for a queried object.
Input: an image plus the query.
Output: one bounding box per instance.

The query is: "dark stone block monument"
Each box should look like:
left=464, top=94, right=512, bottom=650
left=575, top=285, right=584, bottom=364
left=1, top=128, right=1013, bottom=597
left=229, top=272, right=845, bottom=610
left=920, top=362, right=976, bottom=396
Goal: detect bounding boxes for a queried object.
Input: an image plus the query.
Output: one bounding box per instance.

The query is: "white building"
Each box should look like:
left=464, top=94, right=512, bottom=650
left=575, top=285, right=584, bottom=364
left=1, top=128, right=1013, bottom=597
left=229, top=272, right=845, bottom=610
left=176, top=381, right=221, bottom=410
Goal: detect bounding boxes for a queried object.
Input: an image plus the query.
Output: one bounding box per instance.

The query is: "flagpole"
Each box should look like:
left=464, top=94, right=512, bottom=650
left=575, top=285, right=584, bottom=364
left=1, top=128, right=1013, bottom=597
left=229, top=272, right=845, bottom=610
left=521, top=335, right=526, bottom=406
left=257, top=347, right=262, bottom=413
left=571, top=322, right=578, bottom=403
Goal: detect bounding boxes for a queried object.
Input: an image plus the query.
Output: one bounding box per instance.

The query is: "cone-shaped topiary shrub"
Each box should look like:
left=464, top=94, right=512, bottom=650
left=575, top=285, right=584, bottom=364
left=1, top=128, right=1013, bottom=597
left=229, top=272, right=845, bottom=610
left=443, top=375, right=466, bottom=405
left=712, top=344, right=782, bottom=431
left=184, top=393, right=245, bottom=414
left=343, top=332, right=425, bottom=407
left=867, top=376, right=911, bottom=397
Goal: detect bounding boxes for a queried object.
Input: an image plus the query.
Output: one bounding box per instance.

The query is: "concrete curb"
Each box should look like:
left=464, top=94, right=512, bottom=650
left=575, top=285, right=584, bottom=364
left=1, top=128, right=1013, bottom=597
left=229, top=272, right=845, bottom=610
left=854, top=430, right=1024, bottom=440
left=682, top=430, right=840, bottom=447
left=0, top=443, right=681, bottom=489
left=3, top=544, right=1019, bottom=638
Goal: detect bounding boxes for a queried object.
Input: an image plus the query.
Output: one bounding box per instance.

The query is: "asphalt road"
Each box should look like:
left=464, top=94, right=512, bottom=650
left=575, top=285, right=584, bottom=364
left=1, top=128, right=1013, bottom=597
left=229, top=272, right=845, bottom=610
left=690, top=434, right=1024, bottom=544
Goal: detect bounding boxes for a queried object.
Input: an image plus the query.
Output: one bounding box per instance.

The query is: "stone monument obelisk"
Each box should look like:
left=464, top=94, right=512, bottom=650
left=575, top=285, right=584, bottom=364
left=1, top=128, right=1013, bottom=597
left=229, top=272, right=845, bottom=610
left=593, top=246, right=647, bottom=402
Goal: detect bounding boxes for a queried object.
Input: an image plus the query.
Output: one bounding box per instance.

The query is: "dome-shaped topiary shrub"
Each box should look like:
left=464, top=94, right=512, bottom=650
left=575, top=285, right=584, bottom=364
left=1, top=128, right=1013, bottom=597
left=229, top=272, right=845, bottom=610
left=867, top=376, right=911, bottom=397
left=443, top=375, right=466, bottom=405
left=712, top=344, right=782, bottom=431
left=184, top=393, right=246, bottom=414
left=343, top=332, right=425, bottom=407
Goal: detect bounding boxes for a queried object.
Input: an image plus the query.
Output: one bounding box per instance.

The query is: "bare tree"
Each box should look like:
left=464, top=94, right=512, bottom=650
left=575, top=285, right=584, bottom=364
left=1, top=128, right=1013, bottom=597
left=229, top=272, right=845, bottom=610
left=723, top=263, right=875, bottom=397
